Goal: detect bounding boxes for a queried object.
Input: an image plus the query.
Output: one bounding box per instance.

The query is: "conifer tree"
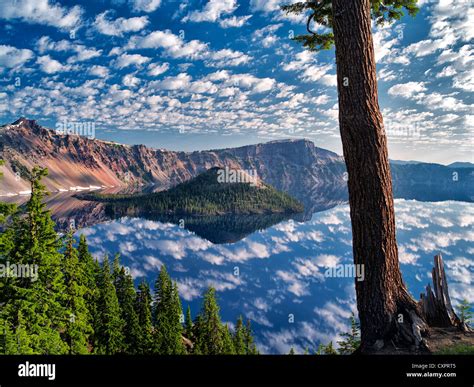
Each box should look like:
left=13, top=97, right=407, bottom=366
left=316, top=342, right=339, bottom=355
left=3, top=167, right=67, bottom=354
left=221, top=324, right=236, bottom=354
left=233, top=316, right=246, bottom=355
left=337, top=313, right=361, bottom=354
left=195, top=287, right=225, bottom=354
left=135, top=280, right=153, bottom=354
left=282, top=0, right=425, bottom=351
left=152, top=266, right=185, bottom=354
left=62, top=232, right=93, bottom=354
left=112, top=253, right=121, bottom=286
left=77, top=234, right=100, bottom=348
left=192, top=314, right=204, bottom=355
left=243, top=319, right=258, bottom=355
left=95, top=256, right=125, bottom=354
left=0, top=319, right=17, bottom=354
left=115, top=266, right=141, bottom=354
left=185, top=305, right=193, bottom=341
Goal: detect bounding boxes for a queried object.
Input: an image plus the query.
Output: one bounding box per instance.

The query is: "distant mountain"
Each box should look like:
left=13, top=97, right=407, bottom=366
left=448, top=162, right=474, bottom=169
left=78, top=167, right=304, bottom=217
left=1, top=118, right=472, bottom=215
left=390, top=160, right=424, bottom=165
left=0, top=118, right=346, bottom=214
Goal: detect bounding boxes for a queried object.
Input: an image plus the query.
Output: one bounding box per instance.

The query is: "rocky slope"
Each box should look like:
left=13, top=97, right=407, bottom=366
left=1, top=118, right=472, bottom=215
left=0, top=118, right=347, bottom=213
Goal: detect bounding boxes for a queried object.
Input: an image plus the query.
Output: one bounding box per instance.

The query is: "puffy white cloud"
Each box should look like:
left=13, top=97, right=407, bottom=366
left=88, top=65, right=109, bottom=78
left=183, top=0, right=237, bottom=23
left=0, top=0, right=83, bottom=30
left=128, top=29, right=251, bottom=67
left=0, top=45, right=34, bottom=69
left=250, top=0, right=284, bottom=13
left=36, top=55, right=70, bottom=74
left=219, top=15, right=252, bottom=28
left=129, top=0, right=162, bottom=13
left=129, top=30, right=208, bottom=59
left=94, top=10, right=149, bottom=36
left=282, top=50, right=333, bottom=83
left=436, top=45, right=474, bottom=92
left=36, top=36, right=101, bottom=63
left=276, top=270, right=309, bottom=296
left=147, top=62, right=169, bottom=77
left=207, top=48, right=251, bottom=67
left=373, top=24, right=405, bottom=63
left=114, top=53, right=151, bottom=69
left=388, top=81, right=427, bottom=99
left=404, top=38, right=453, bottom=58
left=214, top=72, right=276, bottom=94
left=252, top=24, right=282, bottom=48
left=429, top=0, right=473, bottom=44
left=155, top=73, right=192, bottom=90
left=122, top=74, right=140, bottom=87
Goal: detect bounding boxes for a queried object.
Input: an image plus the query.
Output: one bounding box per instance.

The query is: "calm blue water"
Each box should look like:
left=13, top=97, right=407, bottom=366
left=76, top=199, right=474, bottom=354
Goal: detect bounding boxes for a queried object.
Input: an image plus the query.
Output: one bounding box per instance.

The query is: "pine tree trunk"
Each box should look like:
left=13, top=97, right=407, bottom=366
left=331, top=0, right=425, bottom=352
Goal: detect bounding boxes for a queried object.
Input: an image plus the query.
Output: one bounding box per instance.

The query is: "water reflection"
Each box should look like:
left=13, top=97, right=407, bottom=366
left=76, top=199, right=473, bottom=354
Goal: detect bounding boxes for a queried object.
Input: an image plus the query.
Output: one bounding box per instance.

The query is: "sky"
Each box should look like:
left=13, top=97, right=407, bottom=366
left=0, top=0, right=472, bottom=164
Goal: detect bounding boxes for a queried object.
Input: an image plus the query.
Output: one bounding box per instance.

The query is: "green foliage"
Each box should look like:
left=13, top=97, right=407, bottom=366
left=337, top=313, right=361, bottom=354
left=316, top=341, right=338, bottom=354
left=184, top=305, right=193, bottom=341
left=10, top=159, right=31, bottom=181
left=1, top=167, right=67, bottom=354
left=135, top=280, right=154, bottom=354
left=94, top=256, right=125, bottom=354
left=243, top=319, right=259, bottom=355
left=435, top=343, right=474, bottom=355
left=0, top=167, right=259, bottom=355
left=80, top=167, right=304, bottom=217
left=62, top=232, right=93, bottom=354
left=458, top=299, right=472, bottom=326
left=152, top=265, right=185, bottom=354
left=115, top=263, right=141, bottom=354
left=194, top=287, right=226, bottom=355
left=221, top=325, right=236, bottom=354
left=281, top=0, right=419, bottom=51
left=77, top=234, right=100, bottom=347
left=233, top=316, right=246, bottom=355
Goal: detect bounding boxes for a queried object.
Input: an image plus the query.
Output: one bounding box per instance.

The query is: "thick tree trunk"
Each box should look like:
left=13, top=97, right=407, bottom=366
left=331, top=0, right=425, bottom=352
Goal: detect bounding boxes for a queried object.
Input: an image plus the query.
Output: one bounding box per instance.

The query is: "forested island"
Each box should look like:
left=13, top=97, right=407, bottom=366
left=77, top=167, right=304, bottom=217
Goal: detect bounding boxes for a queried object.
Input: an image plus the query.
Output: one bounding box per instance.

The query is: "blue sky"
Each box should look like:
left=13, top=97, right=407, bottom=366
left=0, top=0, right=472, bottom=163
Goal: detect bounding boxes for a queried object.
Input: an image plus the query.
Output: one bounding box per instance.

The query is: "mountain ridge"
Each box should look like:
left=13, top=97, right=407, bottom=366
left=1, top=118, right=472, bottom=212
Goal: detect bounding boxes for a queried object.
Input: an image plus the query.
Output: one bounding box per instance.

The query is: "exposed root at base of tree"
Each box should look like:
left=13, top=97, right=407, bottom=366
left=359, top=254, right=472, bottom=354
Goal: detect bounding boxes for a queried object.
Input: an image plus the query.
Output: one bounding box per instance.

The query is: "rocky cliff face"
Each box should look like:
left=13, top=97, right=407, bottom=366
left=0, top=118, right=348, bottom=213
left=1, top=118, right=472, bottom=217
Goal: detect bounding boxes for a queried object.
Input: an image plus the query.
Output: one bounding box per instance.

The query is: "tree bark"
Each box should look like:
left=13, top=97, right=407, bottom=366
left=419, top=254, right=468, bottom=330
left=331, top=0, right=425, bottom=352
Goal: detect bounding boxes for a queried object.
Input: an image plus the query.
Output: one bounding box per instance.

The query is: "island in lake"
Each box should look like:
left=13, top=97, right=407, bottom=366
left=77, top=167, right=304, bottom=219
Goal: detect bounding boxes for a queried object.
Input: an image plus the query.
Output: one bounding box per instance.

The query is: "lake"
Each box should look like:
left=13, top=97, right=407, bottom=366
left=73, top=199, right=474, bottom=354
